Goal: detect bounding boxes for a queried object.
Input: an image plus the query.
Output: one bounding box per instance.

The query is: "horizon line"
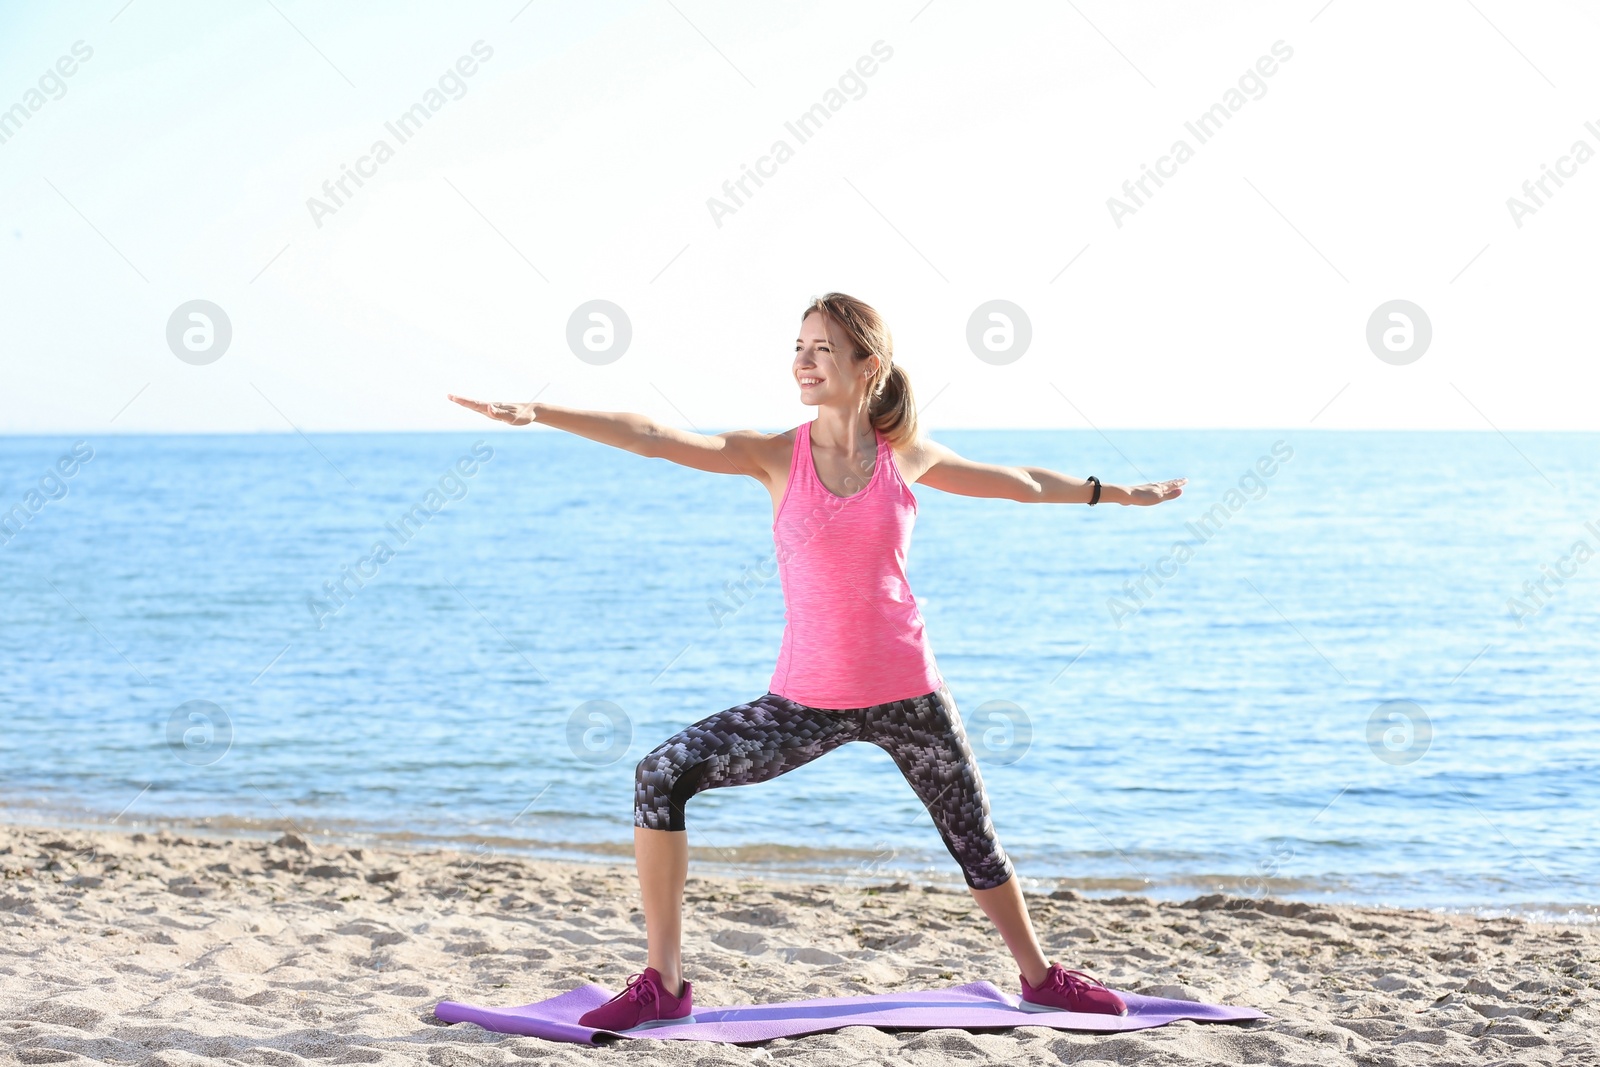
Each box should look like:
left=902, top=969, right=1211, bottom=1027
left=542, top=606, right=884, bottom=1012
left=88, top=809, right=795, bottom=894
left=2, top=426, right=1597, bottom=439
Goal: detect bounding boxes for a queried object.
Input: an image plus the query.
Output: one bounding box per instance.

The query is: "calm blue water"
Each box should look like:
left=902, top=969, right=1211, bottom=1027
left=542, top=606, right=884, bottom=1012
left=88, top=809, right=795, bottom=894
left=2, top=430, right=1597, bottom=917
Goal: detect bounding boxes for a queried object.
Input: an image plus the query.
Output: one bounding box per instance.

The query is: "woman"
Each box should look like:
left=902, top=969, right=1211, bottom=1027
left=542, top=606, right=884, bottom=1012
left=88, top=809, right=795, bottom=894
left=449, top=292, right=1185, bottom=1030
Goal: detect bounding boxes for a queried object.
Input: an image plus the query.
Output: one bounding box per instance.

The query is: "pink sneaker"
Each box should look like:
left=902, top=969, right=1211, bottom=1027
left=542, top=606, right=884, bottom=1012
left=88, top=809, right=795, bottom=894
left=1018, top=963, right=1127, bottom=1016
left=578, top=967, right=694, bottom=1031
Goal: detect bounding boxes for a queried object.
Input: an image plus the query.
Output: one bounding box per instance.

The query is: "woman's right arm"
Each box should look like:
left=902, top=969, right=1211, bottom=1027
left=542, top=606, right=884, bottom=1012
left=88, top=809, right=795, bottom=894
left=447, top=394, right=773, bottom=482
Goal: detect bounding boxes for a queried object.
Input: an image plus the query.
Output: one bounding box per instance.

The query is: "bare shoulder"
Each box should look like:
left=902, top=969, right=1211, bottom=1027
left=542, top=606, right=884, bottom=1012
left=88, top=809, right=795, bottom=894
left=892, top=430, right=950, bottom=485
left=717, top=427, right=795, bottom=488
left=897, top=432, right=1035, bottom=500
left=647, top=424, right=793, bottom=484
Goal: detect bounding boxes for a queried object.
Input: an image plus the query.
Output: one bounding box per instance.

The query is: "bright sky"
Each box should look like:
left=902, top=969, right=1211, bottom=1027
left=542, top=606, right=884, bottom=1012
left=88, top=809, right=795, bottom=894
left=2, top=0, right=1596, bottom=434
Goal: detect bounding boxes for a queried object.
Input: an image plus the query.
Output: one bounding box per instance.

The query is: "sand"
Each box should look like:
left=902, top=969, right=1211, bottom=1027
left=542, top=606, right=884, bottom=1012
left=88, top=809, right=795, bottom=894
left=1, top=822, right=1596, bottom=1066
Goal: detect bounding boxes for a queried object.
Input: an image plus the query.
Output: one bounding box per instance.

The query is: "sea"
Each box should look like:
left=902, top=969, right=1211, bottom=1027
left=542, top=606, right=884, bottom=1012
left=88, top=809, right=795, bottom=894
left=2, top=429, right=1596, bottom=921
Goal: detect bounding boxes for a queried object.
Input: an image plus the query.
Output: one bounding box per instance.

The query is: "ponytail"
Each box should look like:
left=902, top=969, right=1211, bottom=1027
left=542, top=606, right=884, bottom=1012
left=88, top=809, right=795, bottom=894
left=869, top=362, right=916, bottom=449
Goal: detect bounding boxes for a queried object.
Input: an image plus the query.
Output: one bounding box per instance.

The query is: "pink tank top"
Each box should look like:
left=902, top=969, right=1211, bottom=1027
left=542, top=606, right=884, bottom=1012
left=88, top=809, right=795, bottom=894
left=768, top=420, right=943, bottom=709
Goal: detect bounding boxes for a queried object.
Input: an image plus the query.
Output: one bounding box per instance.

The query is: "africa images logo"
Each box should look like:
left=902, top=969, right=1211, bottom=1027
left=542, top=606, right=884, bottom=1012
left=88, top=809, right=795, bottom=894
left=305, top=41, right=494, bottom=229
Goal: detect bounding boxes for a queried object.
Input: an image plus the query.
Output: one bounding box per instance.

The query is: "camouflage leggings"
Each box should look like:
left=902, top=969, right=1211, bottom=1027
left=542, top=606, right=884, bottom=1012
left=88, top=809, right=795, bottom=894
left=633, top=683, right=1015, bottom=890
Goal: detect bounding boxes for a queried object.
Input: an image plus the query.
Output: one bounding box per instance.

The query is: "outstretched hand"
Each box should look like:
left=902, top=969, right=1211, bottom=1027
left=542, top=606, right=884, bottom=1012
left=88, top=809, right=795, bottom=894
left=1121, top=477, right=1186, bottom=505
left=447, top=394, right=536, bottom=426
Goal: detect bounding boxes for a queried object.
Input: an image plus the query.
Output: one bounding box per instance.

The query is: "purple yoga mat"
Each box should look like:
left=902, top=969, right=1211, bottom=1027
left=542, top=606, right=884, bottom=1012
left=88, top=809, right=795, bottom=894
left=434, top=980, right=1270, bottom=1044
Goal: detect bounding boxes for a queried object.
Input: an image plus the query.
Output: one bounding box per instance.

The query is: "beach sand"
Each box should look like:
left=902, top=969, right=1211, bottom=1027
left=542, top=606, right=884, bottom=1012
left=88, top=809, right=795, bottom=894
left=2, top=822, right=1595, bottom=1066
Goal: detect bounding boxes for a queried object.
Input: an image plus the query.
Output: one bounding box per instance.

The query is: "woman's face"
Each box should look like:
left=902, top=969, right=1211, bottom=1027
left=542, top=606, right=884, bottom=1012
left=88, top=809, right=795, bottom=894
left=793, top=311, right=871, bottom=407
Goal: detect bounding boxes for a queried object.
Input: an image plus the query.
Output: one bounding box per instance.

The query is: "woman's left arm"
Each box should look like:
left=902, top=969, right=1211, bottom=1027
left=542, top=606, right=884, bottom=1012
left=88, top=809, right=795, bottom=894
left=916, top=437, right=1185, bottom=506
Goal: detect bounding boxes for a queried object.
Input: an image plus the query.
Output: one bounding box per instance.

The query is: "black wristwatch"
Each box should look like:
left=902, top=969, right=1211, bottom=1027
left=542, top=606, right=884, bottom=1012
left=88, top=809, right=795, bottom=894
left=1087, top=475, right=1102, bottom=506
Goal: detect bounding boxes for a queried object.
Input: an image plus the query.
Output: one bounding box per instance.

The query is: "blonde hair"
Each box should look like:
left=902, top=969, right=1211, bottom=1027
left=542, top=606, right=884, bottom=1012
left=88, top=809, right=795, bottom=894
left=800, top=293, right=917, bottom=448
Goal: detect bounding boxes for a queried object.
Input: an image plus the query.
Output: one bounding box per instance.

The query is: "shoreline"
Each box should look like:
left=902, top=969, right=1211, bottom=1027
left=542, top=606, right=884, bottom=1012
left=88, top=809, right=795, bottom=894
left=4, top=802, right=1597, bottom=926
left=4, top=818, right=1598, bottom=1064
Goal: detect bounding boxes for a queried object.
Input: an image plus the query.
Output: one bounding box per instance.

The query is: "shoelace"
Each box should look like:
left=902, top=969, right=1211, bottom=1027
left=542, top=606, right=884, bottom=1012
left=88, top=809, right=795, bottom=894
left=1044, top=967, right=1106, bottom=995
left=595, top=971, right=660, bottom=1008
left=619, top=971, right=658, bottom=1005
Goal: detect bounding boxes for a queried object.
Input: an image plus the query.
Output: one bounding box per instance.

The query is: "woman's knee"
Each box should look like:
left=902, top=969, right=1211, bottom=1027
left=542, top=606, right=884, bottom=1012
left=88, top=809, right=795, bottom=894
left=635, top=742, right=719, bottom=832
left=634, top=746, right=689, bottom=831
